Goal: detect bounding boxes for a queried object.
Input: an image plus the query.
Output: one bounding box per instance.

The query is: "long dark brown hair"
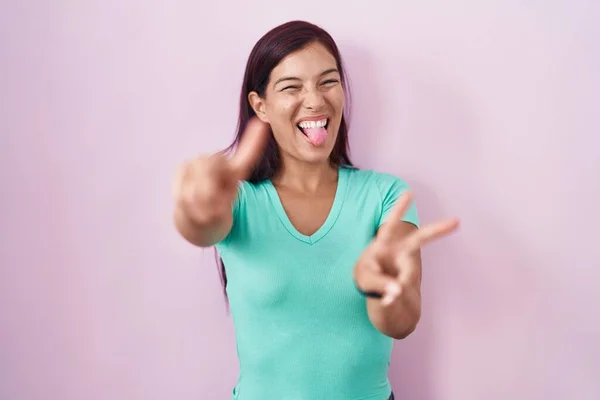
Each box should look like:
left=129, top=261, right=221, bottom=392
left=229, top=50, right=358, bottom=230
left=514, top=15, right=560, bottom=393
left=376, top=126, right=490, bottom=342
left=216, top=20, right=355, bottom=302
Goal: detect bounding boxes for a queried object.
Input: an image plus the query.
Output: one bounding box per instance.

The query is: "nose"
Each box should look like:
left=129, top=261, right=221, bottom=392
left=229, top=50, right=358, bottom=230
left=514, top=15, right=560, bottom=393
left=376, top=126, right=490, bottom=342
left=302, top=87, right=325, bottom=110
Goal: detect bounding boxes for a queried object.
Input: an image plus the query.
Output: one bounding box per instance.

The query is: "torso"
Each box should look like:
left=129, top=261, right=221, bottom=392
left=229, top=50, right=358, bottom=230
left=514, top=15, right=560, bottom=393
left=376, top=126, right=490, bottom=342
left=271, top=177, right=337, bottom=237
left=215, top=167, right=419, bottom=400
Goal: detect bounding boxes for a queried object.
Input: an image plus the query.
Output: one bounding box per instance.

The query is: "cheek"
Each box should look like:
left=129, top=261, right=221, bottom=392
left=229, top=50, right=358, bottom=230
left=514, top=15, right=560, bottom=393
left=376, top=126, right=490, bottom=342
left=266, top=97, right=298, bottom=124
left=336, top=87, right=346, bottom=107
left=327, top=88, right=345, bottom=111
left=265, top=99, right=299, bottom=145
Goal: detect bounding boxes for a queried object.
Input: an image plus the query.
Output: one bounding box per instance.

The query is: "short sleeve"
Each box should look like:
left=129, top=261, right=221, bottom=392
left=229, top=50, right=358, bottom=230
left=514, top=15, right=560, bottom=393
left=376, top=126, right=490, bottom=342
left=214, top=180, right=247, bottom=251
left=375, top=172, right=420, bottom=229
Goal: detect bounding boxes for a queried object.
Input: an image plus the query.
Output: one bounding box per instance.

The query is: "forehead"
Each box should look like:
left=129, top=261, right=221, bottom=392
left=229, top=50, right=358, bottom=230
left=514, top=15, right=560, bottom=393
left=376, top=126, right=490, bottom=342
left=270, top=42, right=338, bottom=79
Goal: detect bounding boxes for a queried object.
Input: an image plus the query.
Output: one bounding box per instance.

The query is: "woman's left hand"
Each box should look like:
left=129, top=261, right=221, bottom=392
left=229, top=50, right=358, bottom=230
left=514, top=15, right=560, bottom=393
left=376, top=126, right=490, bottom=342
left=353, top=192, right=459, bottom=307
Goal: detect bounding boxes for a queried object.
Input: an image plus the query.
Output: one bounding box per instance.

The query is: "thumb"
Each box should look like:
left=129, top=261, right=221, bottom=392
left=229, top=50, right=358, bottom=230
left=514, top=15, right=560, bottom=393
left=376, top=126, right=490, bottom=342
left=229, top=117, right=270, bottom=180
left=355, top=259, right=401, bottom=305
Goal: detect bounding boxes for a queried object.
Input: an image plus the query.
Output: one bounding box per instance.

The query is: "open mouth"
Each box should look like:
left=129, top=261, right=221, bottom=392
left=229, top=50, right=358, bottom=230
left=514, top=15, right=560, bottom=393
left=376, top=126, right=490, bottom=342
left=297, top=118, right=328, bottom=136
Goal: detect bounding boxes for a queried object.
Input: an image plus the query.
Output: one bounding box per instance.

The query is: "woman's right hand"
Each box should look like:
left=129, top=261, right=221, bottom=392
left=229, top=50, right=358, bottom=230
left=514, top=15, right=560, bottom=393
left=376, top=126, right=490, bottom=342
left=173, top=118, right=270, bottom=243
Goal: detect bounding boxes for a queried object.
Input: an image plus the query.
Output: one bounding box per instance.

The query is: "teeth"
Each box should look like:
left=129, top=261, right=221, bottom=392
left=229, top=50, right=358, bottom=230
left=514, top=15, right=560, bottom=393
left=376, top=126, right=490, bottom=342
left=298, top=119, right=327, bottom=129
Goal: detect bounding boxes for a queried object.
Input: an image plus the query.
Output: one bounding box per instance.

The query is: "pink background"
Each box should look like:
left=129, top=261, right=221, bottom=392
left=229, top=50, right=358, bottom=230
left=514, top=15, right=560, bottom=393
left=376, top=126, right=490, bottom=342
left=1, top=1, right=599, bottom=399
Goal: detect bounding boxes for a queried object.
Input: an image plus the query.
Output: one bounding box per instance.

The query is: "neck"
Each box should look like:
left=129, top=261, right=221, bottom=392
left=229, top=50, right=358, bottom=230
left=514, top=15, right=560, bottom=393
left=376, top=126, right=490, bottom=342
left=272, top=157, right=338, bottom=193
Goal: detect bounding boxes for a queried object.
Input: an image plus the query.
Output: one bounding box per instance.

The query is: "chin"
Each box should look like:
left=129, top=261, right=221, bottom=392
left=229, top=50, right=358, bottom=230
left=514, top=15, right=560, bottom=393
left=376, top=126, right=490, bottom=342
left=297, top=150, right=332, bottom=164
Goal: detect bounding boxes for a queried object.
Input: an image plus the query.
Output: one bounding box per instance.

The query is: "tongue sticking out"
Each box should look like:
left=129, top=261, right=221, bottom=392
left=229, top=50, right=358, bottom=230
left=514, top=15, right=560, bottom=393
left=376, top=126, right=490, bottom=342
left=302, top=127, right=328, bottom=146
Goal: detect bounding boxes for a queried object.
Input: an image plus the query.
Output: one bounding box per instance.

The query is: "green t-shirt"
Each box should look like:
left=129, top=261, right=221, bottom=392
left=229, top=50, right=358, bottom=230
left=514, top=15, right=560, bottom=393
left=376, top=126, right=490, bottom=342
left=216, top=166, right=419, bottom=400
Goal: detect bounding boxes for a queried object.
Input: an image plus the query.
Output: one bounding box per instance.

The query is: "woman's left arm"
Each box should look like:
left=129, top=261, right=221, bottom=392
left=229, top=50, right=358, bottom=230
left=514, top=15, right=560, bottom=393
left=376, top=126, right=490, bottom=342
left=353, top=192, right=459, bottom=340
left=366, top=223, right=422, bottom=339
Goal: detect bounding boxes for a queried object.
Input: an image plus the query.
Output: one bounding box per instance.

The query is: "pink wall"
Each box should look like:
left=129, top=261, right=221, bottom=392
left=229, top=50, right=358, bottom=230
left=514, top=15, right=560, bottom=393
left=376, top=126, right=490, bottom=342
left=1, top=1, right=599, bottom=399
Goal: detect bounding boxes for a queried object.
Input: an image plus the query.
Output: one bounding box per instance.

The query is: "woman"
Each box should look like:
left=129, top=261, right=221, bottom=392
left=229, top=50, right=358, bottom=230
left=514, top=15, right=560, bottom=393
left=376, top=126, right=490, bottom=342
left=173, top=20, right=459, bottom=400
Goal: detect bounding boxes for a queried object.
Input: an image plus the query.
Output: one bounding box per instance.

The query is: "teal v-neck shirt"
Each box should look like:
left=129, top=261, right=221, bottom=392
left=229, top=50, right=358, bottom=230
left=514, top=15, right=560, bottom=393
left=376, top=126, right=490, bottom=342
left=215, top=166, right=419, bottom=400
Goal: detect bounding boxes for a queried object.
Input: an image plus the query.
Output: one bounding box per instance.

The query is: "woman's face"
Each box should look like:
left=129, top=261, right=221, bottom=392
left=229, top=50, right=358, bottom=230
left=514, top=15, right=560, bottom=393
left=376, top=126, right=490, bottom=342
left=249, top=42, right=345, bottom=165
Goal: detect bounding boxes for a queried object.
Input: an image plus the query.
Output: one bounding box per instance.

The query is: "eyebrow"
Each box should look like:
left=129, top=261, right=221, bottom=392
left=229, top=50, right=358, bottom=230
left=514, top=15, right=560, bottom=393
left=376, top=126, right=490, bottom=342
left=273, top=68, right=340, bottom=87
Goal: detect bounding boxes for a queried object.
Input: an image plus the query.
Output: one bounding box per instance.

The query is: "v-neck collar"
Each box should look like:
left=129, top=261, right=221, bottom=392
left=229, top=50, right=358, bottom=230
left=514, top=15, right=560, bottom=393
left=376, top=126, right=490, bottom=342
left=265, top=166, right=348, bottom=245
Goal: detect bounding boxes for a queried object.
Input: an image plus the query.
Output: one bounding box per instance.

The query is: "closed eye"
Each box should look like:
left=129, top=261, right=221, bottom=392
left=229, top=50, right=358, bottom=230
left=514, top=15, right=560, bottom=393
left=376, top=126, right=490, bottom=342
left=281, top=79, right=339, bottom=92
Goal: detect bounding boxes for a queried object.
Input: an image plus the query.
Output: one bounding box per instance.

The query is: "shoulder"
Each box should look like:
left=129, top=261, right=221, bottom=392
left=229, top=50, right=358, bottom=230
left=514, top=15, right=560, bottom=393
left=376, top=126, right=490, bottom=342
left=344, top=166, right=411, bottom=196
left=230, top=178, right=269, bottom=216
left=216, top=179, right=268, bottom=250
left=344, top=166, right=419, bottom=228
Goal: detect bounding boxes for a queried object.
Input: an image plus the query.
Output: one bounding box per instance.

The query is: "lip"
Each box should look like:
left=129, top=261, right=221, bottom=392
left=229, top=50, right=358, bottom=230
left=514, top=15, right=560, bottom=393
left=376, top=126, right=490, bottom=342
left=295, top=114, right=329, bottom=124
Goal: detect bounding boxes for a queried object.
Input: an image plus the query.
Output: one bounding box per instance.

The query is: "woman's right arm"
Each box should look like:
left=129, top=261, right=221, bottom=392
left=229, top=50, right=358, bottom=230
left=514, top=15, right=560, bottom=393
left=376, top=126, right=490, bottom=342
left=172, top=157, right=235, bottom=247
left=173, top=205, right=233, bottom=248
left=172, top=118, right=270, bottom=248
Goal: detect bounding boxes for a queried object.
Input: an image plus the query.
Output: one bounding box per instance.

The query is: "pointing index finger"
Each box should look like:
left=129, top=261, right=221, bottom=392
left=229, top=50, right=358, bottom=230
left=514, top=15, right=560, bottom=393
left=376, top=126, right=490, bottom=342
left=399, top=218, right=460, bottom=255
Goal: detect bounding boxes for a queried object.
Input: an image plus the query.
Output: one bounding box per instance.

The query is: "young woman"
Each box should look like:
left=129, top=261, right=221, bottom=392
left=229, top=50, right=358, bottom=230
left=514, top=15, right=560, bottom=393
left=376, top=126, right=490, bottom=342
left=173, top=20, right=459, bottom=400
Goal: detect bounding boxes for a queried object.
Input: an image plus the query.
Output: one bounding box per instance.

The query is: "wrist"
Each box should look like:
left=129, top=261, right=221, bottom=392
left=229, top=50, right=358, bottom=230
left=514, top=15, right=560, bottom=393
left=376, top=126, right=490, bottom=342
left=367, top=291, right=421, bottom=340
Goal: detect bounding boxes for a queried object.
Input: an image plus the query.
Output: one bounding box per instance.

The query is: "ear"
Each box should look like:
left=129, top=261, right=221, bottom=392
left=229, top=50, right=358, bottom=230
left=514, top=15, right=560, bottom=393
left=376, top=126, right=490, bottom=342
left=248, top=91, right=270, bottom=123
